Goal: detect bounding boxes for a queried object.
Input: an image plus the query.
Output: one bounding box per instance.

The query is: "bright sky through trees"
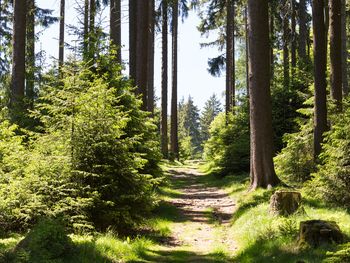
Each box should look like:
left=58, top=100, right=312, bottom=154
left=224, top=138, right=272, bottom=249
left=36, top=0, right=225, bottom=110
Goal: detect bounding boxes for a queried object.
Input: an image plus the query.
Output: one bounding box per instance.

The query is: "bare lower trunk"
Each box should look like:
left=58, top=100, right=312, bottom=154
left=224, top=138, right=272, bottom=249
left=312, top=0, right=328, bottom=158
left=147, top=0, right=155, bottom=114
left=226, top=0, right=234, bottom=117
left=170, top=0, right=179, bottom=159
left=59, top=0, right=65, bottom=74
left=11, top=0, right=27, bottom=105
left=161, top=0, right=169, bottom=158
left=248, top=0, right=280, bottom=189
left=26, top=0, right=35, bottom=108
left=341, top=0, right=348, bottom=96
left=291, top=0, right=296, bottom=76
left=129, top=0, right=137, bottom=80
left=110, top=0, right=121, bottom=64
left=282, top=2, right=290, bottom=89
left=298, top=0, right=308, bottom=64
left=83, top=0, right=89, bottom=60
left=329, top=0, right=342, bottom=110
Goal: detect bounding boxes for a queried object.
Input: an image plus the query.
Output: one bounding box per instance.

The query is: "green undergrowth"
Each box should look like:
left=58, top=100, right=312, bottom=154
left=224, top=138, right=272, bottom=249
left=200, top=164, right=350, bottom=263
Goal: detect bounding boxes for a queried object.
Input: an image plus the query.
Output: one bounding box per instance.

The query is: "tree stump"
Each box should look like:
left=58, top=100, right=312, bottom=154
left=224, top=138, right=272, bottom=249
left=269, top=190, right=302, bottom=216
left=298, top=220, right=343, bottom=248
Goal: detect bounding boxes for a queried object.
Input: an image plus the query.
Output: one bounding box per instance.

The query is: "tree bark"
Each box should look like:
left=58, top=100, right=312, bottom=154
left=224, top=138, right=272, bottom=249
left=89, top=0, right=96, bottom=62
left=329, top=0, right=342, bottom=110
left=83, top=0, right=89, bottom=60
left=110, top=0, right=121, bottom=64
left=248, top=0, right=280, bottom=189
left=226, top=0, right=234, bottom=117
left=245, top=6, right=249, bottom=98
left=312, top=0, right=328, bottom=158
left=341, top=0, right=348, bottom=96
left=291, top=0, right=296, bottom=76
left=147, top=0, right=155, bottom=114
left=26, top=0, right=35, bottom=108
left=282, top=1, right=290, bottom=89
left=135, top=0, right=149, bottom=110
left=129, top=0, right=137, bottom=80
left=11, top=0, right=27, bottom=105
left=59, top=0, right=65, bottom=74
left=298, top=0, right=308, bottom=64
left=161, top=0, right=169, bottom=158
left=170, top=0, right=179, bottom=159
left=269, top=1, right=275, bottom=81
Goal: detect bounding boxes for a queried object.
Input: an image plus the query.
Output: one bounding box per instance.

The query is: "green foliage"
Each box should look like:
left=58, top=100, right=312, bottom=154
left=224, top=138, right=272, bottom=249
left=11, top=218, right=73, bottom=263
left=310, top=100, right=350, bottom=208
left=0, top=56, right=162, bottom=234
left=203, top=100, right=249, bottom=175
left=274, top=119, right=315, bottom=185
left=200, top=93, right=222, bottom=143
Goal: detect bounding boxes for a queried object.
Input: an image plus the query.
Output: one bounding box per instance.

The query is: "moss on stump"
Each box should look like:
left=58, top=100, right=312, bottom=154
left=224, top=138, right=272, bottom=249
left=298, top=220, right=343, bottom=248
left=269, top=190, right=302, bottom=216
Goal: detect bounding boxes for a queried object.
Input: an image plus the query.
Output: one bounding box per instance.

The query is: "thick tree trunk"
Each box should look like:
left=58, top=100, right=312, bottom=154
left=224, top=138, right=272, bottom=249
left=341, top=0, right=348, bottom=96
left=26, top=0, right=35, bottom=108
left=170, top=0, right=179, bottom=159
left=59, top=0, right=65, bottom=73
left=147, top=0, right=155, bottom=114
left=291, top=0, right=296, bottom=75
left=282, top=1, right=290, bottom=89
left=11, top=0, right=27, bottom=105
left=226, top=0, right=234, bottom=117
left=89, top=0, right=96, bottom=62
left=83, top=0, right=89, bottom=60
left=312, top=0, right=328, bottom=158
left=135, top=0, right=149, bottom=110
left=161, top=0, right=169, bottom=158
left=269, top=1, right=275, bottom=81
left=245, top=6, right=249, bottom=98
left=129, top=0, right=137, bottom=80
left=329, top=0, right=342, bottom=110
left=110, top=0, right=121, bottom=64
left=298, top=0, right=308, bottom=64
left=248, top=0, right=280, bottom=189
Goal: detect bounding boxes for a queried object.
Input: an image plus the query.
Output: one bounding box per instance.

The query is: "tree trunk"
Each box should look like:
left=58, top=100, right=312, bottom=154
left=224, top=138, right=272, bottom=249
left=59, top=0, right=65, bottom=74
left=170, top=0, right=179, bottom=159
left=135, top=0, right=149, bottom=110
left=89, top=0, right=96, bottom=62
left=248, top=0, right=280, bottom=189
left=312, top=0, right=328, bottom=158
left=226, top=0, right=234, bottom=117
left=269, top=1, right=275, bottom=81
left=11, top=0, right=27, bottom=105
left=161, top=0, right=169, bottom=158
left=282, top=1, right=290, bottom=89
left=324, top=0, right=329, bottom=53
left=329, top=0, right=342, bottom=110
left=298, top=0, right=308, bottom=64
left=83, top=0, right=89, bottom=60
left=147, top=0, right=155, bottom=114
left=245, top=6, right=249, bottom=98
left=291, top=0, right=296, bottom=76
left=110, top=0, right=121, bottom=64
left=341, top=0, right=348, bottom=96
left=129, top=0, right=137, bottom=80
left=26, top=0, right=35, bottom=108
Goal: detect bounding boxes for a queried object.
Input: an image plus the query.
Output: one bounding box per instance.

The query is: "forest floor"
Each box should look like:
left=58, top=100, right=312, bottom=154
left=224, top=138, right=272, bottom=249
left=140, top=161, right=237, bottom=262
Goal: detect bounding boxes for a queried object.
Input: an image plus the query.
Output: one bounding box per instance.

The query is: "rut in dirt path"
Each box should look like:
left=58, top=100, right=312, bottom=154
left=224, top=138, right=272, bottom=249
left=165, top=165, right=237, bottom=254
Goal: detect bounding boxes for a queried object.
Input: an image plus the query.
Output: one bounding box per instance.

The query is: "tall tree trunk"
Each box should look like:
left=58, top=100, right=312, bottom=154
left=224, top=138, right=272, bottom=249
left=170, top=0, right=179, bottom=159
left=161, top=0, right=168, bottom=158
left=59, top=0, right=65, bottom=74
left=341, top=0, right=348, bottom=96
left=269, top=1, right=275, bottom=81
left=26, top=0, right=35, bottom=108
left=245, top=6, right=249, bottom=98
left=83, top=0, right=89, bottom=60
left=89, top=0, right=96, bottom=62
left=329, top=0, right=342, bottom=110
left=282, top=1, right=290, bottom=89
left=312, top=0, right=328, bottom=158
left=298, top=0, right=308, bottom=64
left=11, top=0, right=27, bottom=106
left=291, top=0, right=296, bottom=76
left=226, top=0, right=234, bottom=117
left=324, top=0, right=329, bottom=53
left=147, top=0, right=155, bottom=113
left=135, top=0, right=149, bottom=110
left=248, top=0, right=280, bottom=189
left=110, top=0, right=121, bottom=64
left=129, top=0, right=137, bottom=80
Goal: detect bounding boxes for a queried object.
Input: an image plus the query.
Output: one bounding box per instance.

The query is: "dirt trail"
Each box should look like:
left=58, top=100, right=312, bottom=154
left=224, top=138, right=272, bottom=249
left=160, top=164, right=237, bottom=259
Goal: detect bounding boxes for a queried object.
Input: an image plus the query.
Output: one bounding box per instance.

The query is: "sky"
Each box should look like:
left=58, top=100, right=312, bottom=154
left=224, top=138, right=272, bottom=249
left=36, top=0, right=225, bottom=110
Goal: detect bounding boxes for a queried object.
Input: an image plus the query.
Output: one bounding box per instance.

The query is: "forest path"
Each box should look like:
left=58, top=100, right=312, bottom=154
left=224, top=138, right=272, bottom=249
left=141, top=162, right=237, bottom=262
